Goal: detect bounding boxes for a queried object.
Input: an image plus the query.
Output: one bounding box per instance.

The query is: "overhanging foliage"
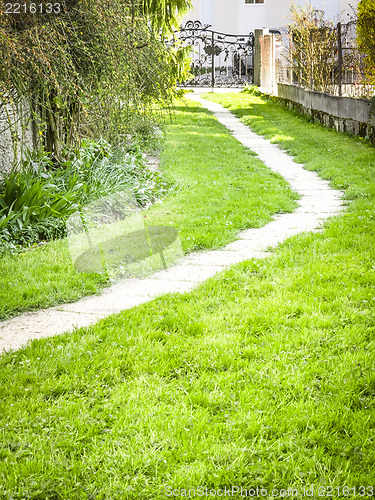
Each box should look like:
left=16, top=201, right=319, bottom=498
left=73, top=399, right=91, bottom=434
left=0, top=0, right=190, bottom=160
left=357, top=0, right=375, bottom=84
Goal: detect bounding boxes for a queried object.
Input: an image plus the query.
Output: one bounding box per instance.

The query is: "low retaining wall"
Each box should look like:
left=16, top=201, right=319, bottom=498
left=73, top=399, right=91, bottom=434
left=277, top=83, right=375, bottom=144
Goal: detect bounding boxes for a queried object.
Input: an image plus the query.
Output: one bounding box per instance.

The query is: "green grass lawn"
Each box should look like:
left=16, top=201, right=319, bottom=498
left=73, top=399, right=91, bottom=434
left=0, top=98, right=297, bottom=320
left=0, top=91, right=374, bottom=499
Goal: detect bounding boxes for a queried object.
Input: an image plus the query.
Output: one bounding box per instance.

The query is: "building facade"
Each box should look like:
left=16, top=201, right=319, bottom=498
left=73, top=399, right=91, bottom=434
left=181, top=0, right=358, bottom=34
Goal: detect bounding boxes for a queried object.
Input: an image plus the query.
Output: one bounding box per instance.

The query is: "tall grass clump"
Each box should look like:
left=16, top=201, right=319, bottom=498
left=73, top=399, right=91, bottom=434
left=0, top=138, right=173, bottom=253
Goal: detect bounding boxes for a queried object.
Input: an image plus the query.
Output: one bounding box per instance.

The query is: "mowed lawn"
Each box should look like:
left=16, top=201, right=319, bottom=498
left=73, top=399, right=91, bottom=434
left=0, top=98, right=297, bottom=320
left=0, top=92, right=374, bottom=499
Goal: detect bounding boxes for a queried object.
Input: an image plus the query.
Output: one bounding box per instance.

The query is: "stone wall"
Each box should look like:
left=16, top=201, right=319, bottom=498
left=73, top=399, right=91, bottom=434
left=277, top=83, right=375, bottom=143
left=253, top=31, right=375, bottom=143
left=0, top=102, right=34, bottom=177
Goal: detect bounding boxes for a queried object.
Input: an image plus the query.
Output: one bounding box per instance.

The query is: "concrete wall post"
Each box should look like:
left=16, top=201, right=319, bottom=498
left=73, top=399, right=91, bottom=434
left=254, top=29, right=278, bottom=94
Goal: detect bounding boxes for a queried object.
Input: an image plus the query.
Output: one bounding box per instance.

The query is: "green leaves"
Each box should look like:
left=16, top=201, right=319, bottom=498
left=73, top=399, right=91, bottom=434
left=140, top=0, right=193, bottom=34
left=0, top=139, right=173, bottom=250
left=0, top=169, right=81, bottom=229
left=288, top=3, right=337, bottom=92
left=0, top=0, right=189, bottom=159
left=357, top=0, right=375, bottom=84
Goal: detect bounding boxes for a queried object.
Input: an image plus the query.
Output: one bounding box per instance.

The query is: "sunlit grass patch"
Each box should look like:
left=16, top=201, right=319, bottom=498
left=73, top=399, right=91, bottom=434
left=1, top=91, right=375, bottom=497
left=0, top=98, right=297, bottom=319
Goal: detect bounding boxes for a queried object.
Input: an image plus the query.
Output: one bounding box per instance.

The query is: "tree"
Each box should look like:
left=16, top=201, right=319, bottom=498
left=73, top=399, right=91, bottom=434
left=356, top=0, right=375, bottom=84
left=0, top=0, right=190, bottom=162
left=140, top=0, right=192, bottom=33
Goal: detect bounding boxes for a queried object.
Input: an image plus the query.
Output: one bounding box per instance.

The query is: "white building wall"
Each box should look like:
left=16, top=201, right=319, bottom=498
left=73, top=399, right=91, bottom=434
left=238, top=2, right=266, bottom=34
left=182, top=0, right=265, bottom=33
left=264, top=0, right=297, bottom=30
left=181, top=0, right=358, bottom=33
left=310, top=0, right=341, bottom=21
left=200, top=0, right=214, bottom=26
left=213, top=0, right=240, bottom=34
left=340, top=0, right=357, bottom=21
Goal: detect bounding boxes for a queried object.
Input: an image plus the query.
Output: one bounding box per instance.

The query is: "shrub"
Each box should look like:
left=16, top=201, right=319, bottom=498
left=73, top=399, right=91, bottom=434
left=0, top=139, right=173, bottom=252
left=357, top=0, right=375, bottom=85
left=288, top=3, right=337, bottom=92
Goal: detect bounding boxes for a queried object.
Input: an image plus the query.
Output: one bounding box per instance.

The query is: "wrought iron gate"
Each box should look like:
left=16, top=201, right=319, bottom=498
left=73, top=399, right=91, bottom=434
left=170, top=20, right=254, bottom=87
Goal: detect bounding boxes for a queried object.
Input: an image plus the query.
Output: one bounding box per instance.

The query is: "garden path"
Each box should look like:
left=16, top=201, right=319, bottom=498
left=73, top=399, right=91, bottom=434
left=0, top=90, right=345, bottom=352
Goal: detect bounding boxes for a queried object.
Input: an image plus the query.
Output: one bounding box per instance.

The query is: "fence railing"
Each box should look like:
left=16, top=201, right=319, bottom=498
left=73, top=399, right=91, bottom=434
left=167, top=21, right=254, bottom=88
left=277, top=20, right=374, bottom=99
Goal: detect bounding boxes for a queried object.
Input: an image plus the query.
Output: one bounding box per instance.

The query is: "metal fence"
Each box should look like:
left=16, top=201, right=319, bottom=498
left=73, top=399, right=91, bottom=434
left=277, top=20, right=374, bottom=98
left=168, top=21, right=254, bottom=88
left=336, top=20, right=373, bottom=98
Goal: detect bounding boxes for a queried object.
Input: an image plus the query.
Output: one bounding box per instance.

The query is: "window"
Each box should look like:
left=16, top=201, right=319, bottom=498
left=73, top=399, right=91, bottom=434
left=245, top=0, right=264, bottom=4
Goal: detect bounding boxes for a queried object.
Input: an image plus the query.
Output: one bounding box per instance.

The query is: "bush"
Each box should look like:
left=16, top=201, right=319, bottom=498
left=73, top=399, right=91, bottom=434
left=357, top=0, right=375, bottom=85
left=0, top=139, right=174, bottom=252
left=288, top=4, right=337, bottom=92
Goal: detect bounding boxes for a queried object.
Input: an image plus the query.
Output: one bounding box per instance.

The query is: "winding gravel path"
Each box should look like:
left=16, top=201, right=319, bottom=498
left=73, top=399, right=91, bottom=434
left=0, top=92, right=345, bottom=352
